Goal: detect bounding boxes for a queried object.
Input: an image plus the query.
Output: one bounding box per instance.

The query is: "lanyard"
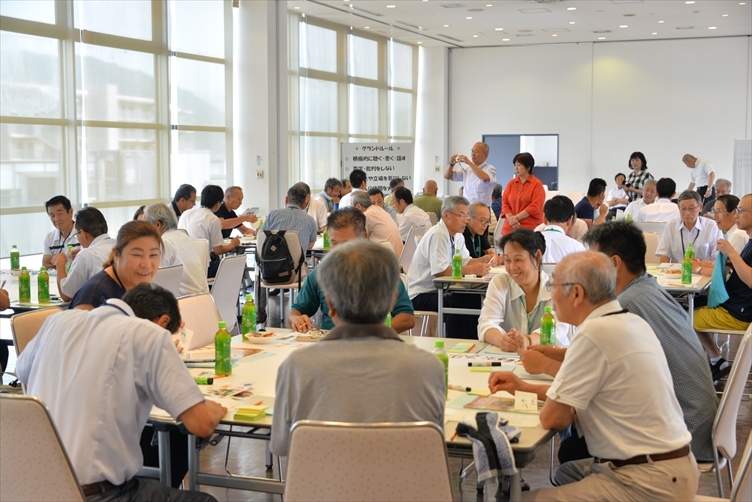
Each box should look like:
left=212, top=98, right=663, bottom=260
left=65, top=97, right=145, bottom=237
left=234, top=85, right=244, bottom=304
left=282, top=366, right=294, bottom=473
left=49, top=229, right=80, bottom=252
left=680, top=227, right=700, bottom=256
left=472, top=235, right=482, bottom=257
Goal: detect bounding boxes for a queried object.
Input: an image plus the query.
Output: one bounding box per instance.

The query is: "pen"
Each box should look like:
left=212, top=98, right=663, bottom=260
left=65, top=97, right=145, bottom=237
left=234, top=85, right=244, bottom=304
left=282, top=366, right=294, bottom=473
left=467, top=362, right=502, bottom=367
left=448, top=384, right=472, bottom=392
left=253, top=400, right=263, bottom=405
left=450, top=430, right=458, bottom=441
left=1, top=280, right=6, bottom=289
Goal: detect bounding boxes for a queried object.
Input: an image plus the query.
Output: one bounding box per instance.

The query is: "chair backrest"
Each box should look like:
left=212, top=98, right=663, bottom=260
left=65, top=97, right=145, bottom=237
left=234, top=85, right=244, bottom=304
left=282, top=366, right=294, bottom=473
left=541, top=263, right=556, bottom=275
left=284, top=420, right=452, bottom=502
left=566, top=190, right=584, bottom=205
left=178, top=293, right=222, bottom=347
left=545, top=190, right=559, bottom=201
left=399, top=225, right=427, bottom=274
left=714, top=326, right=752, bottom=462
left=151, top=265, right=183, bottom=298
left=0, top=394, right=85, bottom=501
left=10, top=308, right=63, bottom=356
left=729, top=431, right=752, bottom=502
left=492, top=217, right=504, bottom=248
left=643, top=232, right=660, bottom=264
left=634, top=221, right=667, bottom=237
left=191, top=238, right=209, bottom=276
left=428, top=212, right=439, bottom=227
left=210, top=254, right=247, bottom=332
left=256, top=230, right=307, bottom=286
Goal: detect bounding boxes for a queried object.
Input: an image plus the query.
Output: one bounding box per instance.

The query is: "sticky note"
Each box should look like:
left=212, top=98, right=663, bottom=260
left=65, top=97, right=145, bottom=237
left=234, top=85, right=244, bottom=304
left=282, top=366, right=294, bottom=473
left=468, top=388, right=491, bottom=396
left=448, top=342, right=475, bottom=354
left=514, top=391, right=538, bottom=412
left=469, top=366, right=492, bottom=372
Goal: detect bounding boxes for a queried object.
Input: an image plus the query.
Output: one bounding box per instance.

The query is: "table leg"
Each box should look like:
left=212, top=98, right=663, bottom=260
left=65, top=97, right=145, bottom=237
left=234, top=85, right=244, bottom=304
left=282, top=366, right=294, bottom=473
left=187, top=434, right=199, bottom=491
left=509, top=471, right=522, bottom=502
left=437, top=286, right=445, bottom=338
left=157, top=430, right=172, bottom=487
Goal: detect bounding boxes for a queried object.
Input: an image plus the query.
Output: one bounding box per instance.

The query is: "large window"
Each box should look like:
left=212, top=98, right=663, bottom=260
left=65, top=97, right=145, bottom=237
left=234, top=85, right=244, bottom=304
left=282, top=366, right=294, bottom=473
left=0, top=0, right=232, bottom=256
left=288, top=14, right=418, bottom=190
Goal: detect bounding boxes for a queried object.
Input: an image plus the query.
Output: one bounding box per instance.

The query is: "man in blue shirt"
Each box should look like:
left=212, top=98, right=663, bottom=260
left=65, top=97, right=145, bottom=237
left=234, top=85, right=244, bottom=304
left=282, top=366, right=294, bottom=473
left=574, top=178, right=608, bottom=229
left=288, top=207, right=415, bottom=334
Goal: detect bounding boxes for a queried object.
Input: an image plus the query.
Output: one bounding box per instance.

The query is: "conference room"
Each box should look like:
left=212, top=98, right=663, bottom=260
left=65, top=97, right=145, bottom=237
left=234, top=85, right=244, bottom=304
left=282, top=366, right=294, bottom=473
left=1, top=1, right=751, bottom=501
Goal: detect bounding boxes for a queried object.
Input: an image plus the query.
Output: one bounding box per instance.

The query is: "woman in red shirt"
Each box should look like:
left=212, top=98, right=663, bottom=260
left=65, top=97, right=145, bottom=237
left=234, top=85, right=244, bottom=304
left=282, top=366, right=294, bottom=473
left=501, top=152, right=545, bottom=236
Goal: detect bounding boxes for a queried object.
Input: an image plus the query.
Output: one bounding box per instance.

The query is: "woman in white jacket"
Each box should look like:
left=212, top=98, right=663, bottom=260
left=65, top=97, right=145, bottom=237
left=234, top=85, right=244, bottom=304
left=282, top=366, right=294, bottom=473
left=478, top=228, right=570, bottom=350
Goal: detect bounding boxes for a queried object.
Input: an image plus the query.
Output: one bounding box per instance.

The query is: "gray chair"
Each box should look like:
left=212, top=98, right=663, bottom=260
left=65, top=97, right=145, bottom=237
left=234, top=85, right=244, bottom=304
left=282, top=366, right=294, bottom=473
left=151, top=264, right=183, bottom=298
left=210, top=254, right=247, bottom=334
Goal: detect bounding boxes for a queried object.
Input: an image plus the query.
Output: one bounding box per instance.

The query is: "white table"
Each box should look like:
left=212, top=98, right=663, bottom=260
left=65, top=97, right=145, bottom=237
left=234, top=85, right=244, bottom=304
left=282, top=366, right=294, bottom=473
left=647, top=265, right=711, bottom=325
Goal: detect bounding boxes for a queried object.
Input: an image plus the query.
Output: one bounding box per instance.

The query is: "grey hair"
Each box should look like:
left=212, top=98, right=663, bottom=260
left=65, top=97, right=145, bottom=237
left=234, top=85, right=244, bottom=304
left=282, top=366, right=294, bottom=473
left=225, top=186, right=242, bottom=196
left=556, top=251, right=616, bottom=305
left=350, top=190, right=372, bottom=208
left=441, top=195, right=470, bottom=215
left=644, top=178, right=657, bottom=187
left=469, top=202, right=489, bottom=218
left=287, top=184, right=308, bottom=207
left=144, top=203, right=178, bottom=232
left=715, top=178, right=732, bottom=190
left=317, top=240, right=398, bottom=324
left=677, top=190, right=702, bottom=205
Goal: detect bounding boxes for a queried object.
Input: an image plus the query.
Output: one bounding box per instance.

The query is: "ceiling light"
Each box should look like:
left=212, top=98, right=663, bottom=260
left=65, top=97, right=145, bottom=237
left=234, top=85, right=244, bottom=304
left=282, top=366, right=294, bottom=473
left=486, top=4, right=493, bottom=7
left=473, top=34, right=478, bottom=37
left=570, top=21, right=575, bottom=24
left=552, top=34, right=558, bottom=37
left=709, top=26, right=717, bottom=29
left=502, top=38, right=510, bottom=41
left=619, top=25, right=628, bottom=28
left=293, top=6, right=300, bottom=9
left=417, top=41, right=423, bottom=44
left=364, top=26, right=370, bottom=29
left=722, top=14, right=729, bottom=16
left=741, top=3, right=747, bottom=5
left=443, top=24, right=449, bottom=27
left=386, top=5, right=396, bottom=8
left=652, top=32, right=658, bottom=35
left=598, top=37, right=605, bottom=40
left=658, top=20, right=665, bottom=23
left=466, top=16, right=472, bottom=19
left=685, top=1, right=695, bottom=4
left=567, top=7, right=576, bottom=11
left=495, top=27, right=503, bottom=31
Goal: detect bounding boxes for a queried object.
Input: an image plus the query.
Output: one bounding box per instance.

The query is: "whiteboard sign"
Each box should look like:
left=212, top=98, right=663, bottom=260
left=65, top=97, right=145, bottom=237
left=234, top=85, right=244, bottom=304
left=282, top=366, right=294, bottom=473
left=341, top=142, right=414, bottom=194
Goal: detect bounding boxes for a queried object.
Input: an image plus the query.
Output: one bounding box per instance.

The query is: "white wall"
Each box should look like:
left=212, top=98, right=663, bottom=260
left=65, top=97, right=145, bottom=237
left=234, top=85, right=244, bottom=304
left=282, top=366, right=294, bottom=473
left=445, top=36, right=752, bottom=194
left=415, top=46, right=449, bottom=195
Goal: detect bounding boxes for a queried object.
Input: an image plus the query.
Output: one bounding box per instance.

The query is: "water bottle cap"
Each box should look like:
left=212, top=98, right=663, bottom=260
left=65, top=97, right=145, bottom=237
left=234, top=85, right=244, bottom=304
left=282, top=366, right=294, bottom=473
left=245, top=294, right=253, bottom=301
left=544, top=305, right=553, bottom=313
left=218, top=321, right=227, bottom=329
left=435, top=340, right=444, bottom=348
left=21, top=266, right=26, bottom=270
left=40, top=267, right=46, bottom=272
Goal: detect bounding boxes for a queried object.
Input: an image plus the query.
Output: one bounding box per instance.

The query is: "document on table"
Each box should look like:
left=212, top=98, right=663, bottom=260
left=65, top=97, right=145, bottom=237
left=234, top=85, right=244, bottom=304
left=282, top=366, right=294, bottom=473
left=478, top=345, right=520, bottom=358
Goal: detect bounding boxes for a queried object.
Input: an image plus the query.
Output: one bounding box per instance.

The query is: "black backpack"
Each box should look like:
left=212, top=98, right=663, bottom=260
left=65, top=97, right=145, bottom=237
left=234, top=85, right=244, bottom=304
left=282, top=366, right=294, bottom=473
left=257, top=230, right=304, bottom=287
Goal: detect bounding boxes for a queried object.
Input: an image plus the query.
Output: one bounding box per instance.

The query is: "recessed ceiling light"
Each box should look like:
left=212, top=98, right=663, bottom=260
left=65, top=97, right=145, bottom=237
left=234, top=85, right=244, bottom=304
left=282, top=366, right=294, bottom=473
left=473, top=34, right=478, bottom=37
left=569, top=21, right=575, bottom=24
left=567, top=7, right=576, bottom=11
left=658, top=20, right=665, bottom=23
left=502, top=38, right=510, bottom=41
left=386, top=5, right=396, bottom=8
left=598, top=37, right=605, bottom=40
left=364, top=26, right=370, bottom=29
left=619, top=25, right=628, bottom=28
left=495, top=27, right=503, bottom=31
left=709, top=26, right=717, bottom=29
left=466, top=16, right=472, bottom=19
left=443, top=24, right=450, bottom=27
left=417, top=41, right=423, bottom=44
left=722, top=14, right=729, bottom=16
left=293, top=6, right=300, bottom=9
left=685, top=1, right=695, bottom=4
left=652, top=32, right=658, bottom=35
left=486, top=4, right=493, bottom=7
left=741, top=2, right=747, bottom=5
left=552, top=34, right=558, bottom=37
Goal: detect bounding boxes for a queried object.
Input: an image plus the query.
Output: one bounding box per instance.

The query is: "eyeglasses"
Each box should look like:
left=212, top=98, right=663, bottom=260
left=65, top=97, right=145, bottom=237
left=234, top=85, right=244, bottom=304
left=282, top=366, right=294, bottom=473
left=450, top=212, right=469, bottom=220
left=736, top=207, right=752, bottom=214
left=711, top=209, right=728, bottom=215
left=471, top=216, right=490, bottom=225
left=678, top=205, right=700, bottom=213
left=544, top=278, right=579, bottom=292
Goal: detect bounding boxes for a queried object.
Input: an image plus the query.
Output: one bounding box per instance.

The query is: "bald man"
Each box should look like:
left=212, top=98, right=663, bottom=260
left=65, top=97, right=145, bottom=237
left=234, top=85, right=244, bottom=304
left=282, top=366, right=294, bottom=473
left=683, top=154, right=715, bottom=203
left=414, top=180, right=443, bottom=220
left=445, top=142, right=497, bottom=206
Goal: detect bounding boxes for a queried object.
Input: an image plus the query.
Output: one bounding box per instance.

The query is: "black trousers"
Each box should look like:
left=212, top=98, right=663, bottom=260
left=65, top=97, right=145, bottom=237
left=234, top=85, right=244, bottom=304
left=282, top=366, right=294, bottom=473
left=139, top=426, right=189, bottom=489
left=412, top=291, right=481, bottom=339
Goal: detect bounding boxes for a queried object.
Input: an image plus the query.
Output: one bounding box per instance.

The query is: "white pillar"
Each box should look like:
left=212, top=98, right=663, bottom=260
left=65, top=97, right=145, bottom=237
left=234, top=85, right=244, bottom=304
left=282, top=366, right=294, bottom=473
left=415, top=46, right=449, bottom=195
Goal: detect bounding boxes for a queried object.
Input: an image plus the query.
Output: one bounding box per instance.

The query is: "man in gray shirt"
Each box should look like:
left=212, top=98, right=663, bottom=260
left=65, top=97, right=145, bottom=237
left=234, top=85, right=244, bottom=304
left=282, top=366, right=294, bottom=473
left=270, top=240, right=445, bottom=456
left=582, top=221, right=717, bottom=462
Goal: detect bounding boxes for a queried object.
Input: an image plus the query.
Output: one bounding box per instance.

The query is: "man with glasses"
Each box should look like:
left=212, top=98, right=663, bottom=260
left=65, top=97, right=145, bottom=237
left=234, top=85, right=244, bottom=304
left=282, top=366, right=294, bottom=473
left=169, top=183, right=196, bottom=220
left=488, top=252, right=698, bottom=500
left=42, top=195, right=80, bottom=269
left=407, top=196, right=493, bottom=338
left=462, top=203, right=495, bottom=259
left=701, top=178, right=732, bottom=216
left=392, top=187, right=430, bottom=242
left=623, top=178, right=657, bottom=221
left=656, top=190, right=722, bottom=264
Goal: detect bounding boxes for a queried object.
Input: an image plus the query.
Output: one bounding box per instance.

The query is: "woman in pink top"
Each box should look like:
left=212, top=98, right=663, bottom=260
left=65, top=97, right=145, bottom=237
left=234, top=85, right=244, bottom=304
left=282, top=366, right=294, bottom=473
left=501, top=152, right=546, bottom=236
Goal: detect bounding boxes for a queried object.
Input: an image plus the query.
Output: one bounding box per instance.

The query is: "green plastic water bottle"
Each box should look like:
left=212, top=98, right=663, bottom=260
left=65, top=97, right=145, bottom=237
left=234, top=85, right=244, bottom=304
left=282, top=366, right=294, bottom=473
left=682, top=250, right=693, bottom=285
left=323, top=227, right=330, bottom=250
left=257, top=218, right=264, bottom=230
left=65, top=244, right=74, bottom=273
left=384, top=312, right=392, bottom=327
left=451, top=248, right=462, bottom=279
left=686, top=242, right=695, bottom=260
left=38, top=267, right=50, bottom=303
left=10, top=245, right=20, bottom=271
left=433, top=340, right=449, bottom=398
left=625, top=214, right=632, bottom=222
left=214, top=321, right=232, bottom=376
left=540, top=306, right=556, bottom=345
left=241, top=294, right=256, bottom=339
left=18, top=267, right=31, bottom=303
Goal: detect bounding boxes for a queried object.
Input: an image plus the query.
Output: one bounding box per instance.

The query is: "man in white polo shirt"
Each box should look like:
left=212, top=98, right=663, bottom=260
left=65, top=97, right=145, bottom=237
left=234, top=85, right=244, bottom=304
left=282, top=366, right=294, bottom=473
left=445, top=142, right=497, bottom=206
left=539, top=196, right=585, bottom=263
left=637, top=177, right=680, bottom=223
left=656, top=190, right=722, bottom=263
left=683, top=153, right=715, bottom=203
left=623, top=178, right=657, bottom=221
left=392, top=186, right=430, bottom=241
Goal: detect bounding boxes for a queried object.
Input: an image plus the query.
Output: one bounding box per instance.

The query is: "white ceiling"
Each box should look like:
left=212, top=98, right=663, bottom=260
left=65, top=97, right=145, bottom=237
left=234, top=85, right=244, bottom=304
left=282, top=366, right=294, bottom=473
left=287, top=0, right=752, bottom=48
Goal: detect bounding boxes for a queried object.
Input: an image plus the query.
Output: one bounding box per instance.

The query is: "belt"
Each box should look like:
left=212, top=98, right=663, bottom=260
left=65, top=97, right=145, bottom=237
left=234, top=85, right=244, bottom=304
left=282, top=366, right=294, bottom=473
left=595, top=444, right=690, bottom=468
left=81, top=480, right=119, bottom=497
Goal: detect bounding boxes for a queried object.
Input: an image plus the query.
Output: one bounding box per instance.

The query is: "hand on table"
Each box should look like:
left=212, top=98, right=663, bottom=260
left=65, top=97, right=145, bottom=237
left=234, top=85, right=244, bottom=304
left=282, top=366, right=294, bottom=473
left=519, top=349, right=549, bottom=375
left=0, top=289, right=9, bottom=310
left=496, top=329, right=527, bottom=352
left=488, top=371, right=523, bottom=395
left=230, top=236, right=241, bottom=248
left=290, top=314, right=314, bottom=333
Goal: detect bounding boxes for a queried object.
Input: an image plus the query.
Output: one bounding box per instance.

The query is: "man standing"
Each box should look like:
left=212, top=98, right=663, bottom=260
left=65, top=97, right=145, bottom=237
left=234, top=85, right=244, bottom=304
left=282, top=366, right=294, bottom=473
left=540, top=196, right=585, bottom=263
left=445, top=142, right=496, bottom=206
left=582, top=222, right=717, bottom=462
left=213, top=186, right=257, bottom=238
left=339, top=169, right=367, bottom=208
left=54, top=207, right=115, bottom=302
left=574, top=178, right=608, bottom=229
left=637, top=178, right=679, bottom=222
left=657, top=190, right=722, bottom=263
left=623, top=178, right=657, bottom=221
left=489, top=252, right=698, bottom=500
left=271, top=240, right=445, bottom=457
left=17, top=284, right=225, bottom=501
left=414, top=179, right=443, bottom=220
left=315, top=177, right=343, bottom=212
left=683, top=154, right=716, bottom=202
left=144, top=203, right=210, bottom=296
left=42, top=195, right=80, bottom=269
left=289, top=208, right=415, bottom=334
left=462, top=203, right=494, bottom=259
left=170, top=184, right=197, bottom=220
left=392, top=187, right=430, bottom=242
left=351, top=191, right=403, bottom=257
left=407, top=196, right=492, bottom=338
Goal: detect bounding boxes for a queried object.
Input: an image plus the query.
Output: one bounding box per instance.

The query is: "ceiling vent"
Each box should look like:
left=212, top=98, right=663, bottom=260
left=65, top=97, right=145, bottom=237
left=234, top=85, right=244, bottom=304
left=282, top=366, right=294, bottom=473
left=348, top=4, right=383, bottom=17
left=441, top=4, right=466, bottom=8
left=395, top=20, right=427, bottom=31
left=593, top=30, right=612, bottom=33
left=676, top=26, right=695, bottom=30
left=437, top=33, right=464, bottom=42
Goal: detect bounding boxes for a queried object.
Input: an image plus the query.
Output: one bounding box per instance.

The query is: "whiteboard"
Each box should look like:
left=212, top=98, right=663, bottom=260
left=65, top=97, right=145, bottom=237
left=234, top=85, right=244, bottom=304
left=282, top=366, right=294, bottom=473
left=733, top=139, right=751, bottom=196
left=341, top=142, right=415, bottom=194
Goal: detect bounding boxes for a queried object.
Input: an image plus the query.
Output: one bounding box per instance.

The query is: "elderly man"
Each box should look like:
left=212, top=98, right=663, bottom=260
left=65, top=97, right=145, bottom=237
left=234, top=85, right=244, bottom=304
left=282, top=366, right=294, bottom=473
left=339, top=168, right=367, bottom=208
left=214, top=186, right=257, bottom=238
left=351, top=190, right=403, bottom=257
left=315, top=177, right=343, bottom=212
left=489, top=252, right=698, bottom=501
left=574, top=178, right=608, bottom=229
left=604, top=173, right=628, bottom=220
left=702, top=178, right=732, bottom=216
left=623, top=178, right=657, bottom=221
left=683, top=154, right=716, bottom=202
left=170, top=183, right=197, bottom=220
left=270, top=240, right=445, bottom=457
left=392, top=186, right=430, bottom=241
left=289, top=208, right=415, bottom=334
left=297, top=182, right=328, bottom=232
left=693, top=193, right=752, bottom=380
left=636, top=177, right=679, bottom=222
left=17, top=284, right=225, bottom=502
left=42, top=195, right=80, bottom=269
left=407, top=196, right=493, bottom=338
left=384, top=177, right=404, bottom=207
left=54, top=207, right=115, bottom=302
left=414, top=179, right=443, bottom=220
left=144, top=203, right=210, bottom=296
left=657, top=190, right=722, bottom=263
left=445, top=142, right=497, bottom=206
left=539, top=196, right=585, bottom=263
left=255, top=184, right=318, bottom=330
left=368, top=187, right=399, bottom=224
left=462, top=202, right=495, bottom=259
left=580, top=222, right=717, bottom=462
